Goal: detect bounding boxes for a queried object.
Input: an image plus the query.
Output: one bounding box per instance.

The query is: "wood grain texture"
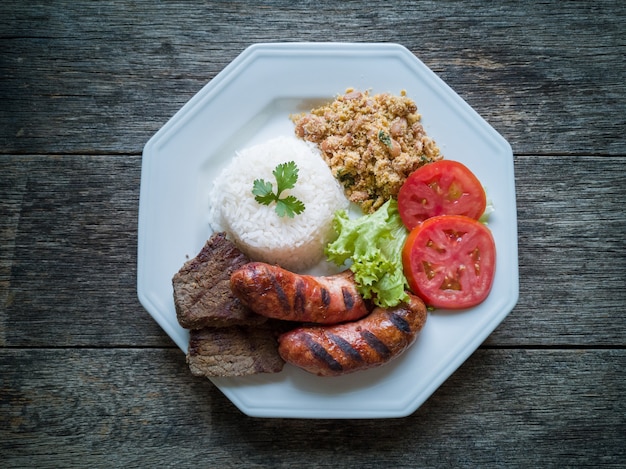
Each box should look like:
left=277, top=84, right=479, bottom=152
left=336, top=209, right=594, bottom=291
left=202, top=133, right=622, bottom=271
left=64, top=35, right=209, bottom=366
left=0, top=155, right=169, bottom=347
left=1, top=348, right=624, bottom=467
left=1, top=0, right=625, bottom=466
left=2, top=154, right=624, bottom=347
left=496, top=155, right=626, bottom=346
left=1, top=0, right=624, bottom=155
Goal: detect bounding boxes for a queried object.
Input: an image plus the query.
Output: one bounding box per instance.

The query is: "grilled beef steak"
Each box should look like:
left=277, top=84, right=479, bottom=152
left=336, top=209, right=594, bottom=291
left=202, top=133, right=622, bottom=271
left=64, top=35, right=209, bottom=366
left=172, top=232, right=266, bottom=329
left=187, top=325, right=284, bottom=377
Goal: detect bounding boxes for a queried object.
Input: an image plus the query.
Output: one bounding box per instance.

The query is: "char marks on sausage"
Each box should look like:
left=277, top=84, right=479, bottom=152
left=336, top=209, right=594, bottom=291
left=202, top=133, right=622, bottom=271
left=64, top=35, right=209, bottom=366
left=388, top=311, right=411, bottom=334
left=277, top=293, right=428, bottom=376
left=327, top=332, right=363, bottom=364
left=303, top=334, right=343, bottom=373
left=230, top=262, right=370, bottom=324
left=360, top=329, right=392, bottom=359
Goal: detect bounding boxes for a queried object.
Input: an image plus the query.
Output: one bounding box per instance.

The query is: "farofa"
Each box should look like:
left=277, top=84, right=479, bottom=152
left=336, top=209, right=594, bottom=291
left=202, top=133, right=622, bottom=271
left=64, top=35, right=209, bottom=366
left=291, top=89, right=442, bottom=212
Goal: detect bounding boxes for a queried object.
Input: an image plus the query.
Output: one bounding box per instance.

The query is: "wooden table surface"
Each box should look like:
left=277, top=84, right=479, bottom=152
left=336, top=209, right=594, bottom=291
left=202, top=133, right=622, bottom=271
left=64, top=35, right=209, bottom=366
left=2, top=1, right=625, bottom=467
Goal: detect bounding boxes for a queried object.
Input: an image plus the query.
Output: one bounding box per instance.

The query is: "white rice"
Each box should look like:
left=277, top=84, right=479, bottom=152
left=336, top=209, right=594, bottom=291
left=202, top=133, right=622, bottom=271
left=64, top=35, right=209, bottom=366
left=208, top=136, right=349, bottom=272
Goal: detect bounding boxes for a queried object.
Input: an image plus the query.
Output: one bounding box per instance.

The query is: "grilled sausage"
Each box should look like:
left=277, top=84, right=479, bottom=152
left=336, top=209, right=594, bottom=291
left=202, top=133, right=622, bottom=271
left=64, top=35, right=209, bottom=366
left=230, top=262, right=369, bottom=324
left=277, top=293, right=427, bottom=376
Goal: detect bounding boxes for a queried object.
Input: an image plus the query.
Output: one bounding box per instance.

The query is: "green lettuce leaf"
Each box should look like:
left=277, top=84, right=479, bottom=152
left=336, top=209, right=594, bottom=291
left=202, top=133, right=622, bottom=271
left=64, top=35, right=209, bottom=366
left=325, top=199, right=410, bottom=308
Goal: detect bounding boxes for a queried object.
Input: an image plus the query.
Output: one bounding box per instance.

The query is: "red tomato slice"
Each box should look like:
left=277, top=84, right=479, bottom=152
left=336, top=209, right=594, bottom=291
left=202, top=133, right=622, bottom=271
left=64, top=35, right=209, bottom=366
left=398, top=160, right=487, bottom=230
left=402, top=215, right=496, bottom=309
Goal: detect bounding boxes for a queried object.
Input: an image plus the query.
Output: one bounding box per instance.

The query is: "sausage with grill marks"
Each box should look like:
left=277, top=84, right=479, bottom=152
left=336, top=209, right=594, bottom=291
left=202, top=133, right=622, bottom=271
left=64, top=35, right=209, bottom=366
left=277, top=292, right=427, bottom=376
left=230, top=262, right=369, bottom=324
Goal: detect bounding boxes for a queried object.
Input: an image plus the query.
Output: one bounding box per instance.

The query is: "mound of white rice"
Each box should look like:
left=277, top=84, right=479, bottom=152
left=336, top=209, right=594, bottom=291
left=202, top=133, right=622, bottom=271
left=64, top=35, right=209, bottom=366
left=208, top=136, right=349, bottom=272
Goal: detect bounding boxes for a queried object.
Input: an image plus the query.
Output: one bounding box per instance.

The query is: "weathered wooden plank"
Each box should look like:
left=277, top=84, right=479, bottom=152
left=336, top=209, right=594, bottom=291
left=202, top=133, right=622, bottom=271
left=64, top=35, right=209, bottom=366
left=1, top=154, right=625, bottom=347
left=0, top=155, right=170, bottom=347
left=1, top=348, right=624, bottom=467
left=488, top=154, right=626, bottom=346
left=0, top=0, right=624, bottom=155
left=0, top=1, right=623, bottom=466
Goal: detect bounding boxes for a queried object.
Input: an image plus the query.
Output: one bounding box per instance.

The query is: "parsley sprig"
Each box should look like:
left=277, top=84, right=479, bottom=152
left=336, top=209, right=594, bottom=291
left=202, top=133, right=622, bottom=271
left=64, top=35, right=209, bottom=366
left=252, top=161, right=306, bottom=218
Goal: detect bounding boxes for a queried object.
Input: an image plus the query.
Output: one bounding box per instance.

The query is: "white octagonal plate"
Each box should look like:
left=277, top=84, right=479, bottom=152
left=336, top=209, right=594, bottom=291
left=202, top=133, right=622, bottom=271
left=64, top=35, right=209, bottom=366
left=138, top=42, right=519, bottom=418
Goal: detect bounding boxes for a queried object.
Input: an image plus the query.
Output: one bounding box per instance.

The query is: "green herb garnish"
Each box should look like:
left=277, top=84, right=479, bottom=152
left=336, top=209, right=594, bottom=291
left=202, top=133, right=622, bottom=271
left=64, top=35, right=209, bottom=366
left=336, top=168, right=356, bottom=188
left=252, top=161, right=305, bottom=218
left=378, top=130, right=392, bottom=149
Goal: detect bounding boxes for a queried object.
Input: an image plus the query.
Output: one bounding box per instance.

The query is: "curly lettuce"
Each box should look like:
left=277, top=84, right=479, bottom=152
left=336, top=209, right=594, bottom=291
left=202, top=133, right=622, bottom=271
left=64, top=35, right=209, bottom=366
left=325, top=199, right=410, bottom=308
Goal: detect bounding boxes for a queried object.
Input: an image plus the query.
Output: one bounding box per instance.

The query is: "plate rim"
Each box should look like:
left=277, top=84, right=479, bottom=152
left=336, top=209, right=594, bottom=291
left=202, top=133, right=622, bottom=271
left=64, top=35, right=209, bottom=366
left=138, top=41, right=519, bottom=419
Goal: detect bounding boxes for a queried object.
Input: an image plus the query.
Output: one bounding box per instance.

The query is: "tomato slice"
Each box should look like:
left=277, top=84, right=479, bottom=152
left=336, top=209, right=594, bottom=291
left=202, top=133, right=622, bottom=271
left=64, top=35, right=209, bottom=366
left=398, top=160, right=487, bottom=230
left=402, top=215, right=496, bottom=309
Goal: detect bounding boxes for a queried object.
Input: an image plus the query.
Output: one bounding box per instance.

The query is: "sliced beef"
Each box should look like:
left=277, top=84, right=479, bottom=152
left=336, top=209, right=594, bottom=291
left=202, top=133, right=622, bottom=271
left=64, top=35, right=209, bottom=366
left=172, top=232, right=266, bottom=329
left=187, top=325, right=285, bottom=377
